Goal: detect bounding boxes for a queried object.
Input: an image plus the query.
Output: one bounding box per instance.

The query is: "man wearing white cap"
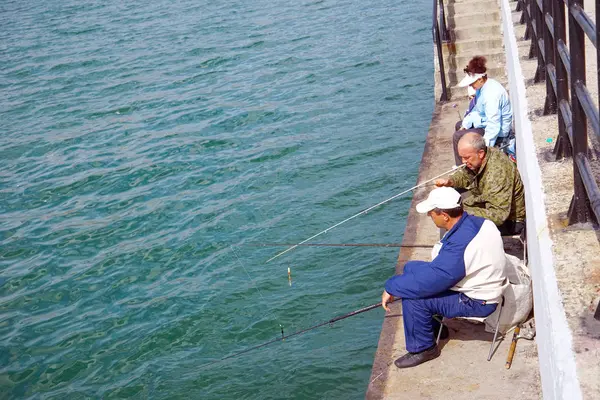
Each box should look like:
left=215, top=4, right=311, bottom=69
left=452, top=56, right=513, bottom=165
left=381, top=187, right=508, bottom=368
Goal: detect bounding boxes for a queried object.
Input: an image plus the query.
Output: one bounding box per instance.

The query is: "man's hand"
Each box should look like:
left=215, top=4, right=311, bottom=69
left=381, top=290, right=394, bottom=312
left=435, top=178, right=454, bottom=187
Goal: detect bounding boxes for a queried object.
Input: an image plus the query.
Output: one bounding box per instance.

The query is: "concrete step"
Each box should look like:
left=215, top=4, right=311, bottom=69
left=449, top=76, right=509, bottom=94
left=435, top=65, right=507, bottom=81
left=447, top=10, right=501, bottom=28
left=444, top=36, right=505, bottom=53
left=446, top=1, right=502, bottom=14
left=452, top=22, right=502, bottom=40
left=443, top=49, right=506, bottom=71
left=434, top=66, right=507, bottom=88
left=447, top=0, right=498, bottom=4
left=435, top=79, right=510, bottom=102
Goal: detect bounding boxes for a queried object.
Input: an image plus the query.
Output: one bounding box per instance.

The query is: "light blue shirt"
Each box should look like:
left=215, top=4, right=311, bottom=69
left=461, top=78, right=513, bottom=146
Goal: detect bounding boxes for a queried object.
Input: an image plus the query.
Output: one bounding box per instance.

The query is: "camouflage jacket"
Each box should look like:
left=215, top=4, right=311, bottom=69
left=451, top=147, right=526, bottom=226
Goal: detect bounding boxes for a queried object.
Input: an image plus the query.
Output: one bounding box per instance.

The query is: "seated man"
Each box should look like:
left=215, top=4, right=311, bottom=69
left=436, top=132, right=525, bottom=236
left=381, top=187, right=508, bottom=368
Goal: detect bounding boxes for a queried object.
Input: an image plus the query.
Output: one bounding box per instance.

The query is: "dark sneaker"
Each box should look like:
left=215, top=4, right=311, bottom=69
left=394, top=345, right=441, bottom=369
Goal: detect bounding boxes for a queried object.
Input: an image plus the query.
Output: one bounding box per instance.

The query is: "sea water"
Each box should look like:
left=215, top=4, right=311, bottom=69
left=0, top=0, right=434, bottom=398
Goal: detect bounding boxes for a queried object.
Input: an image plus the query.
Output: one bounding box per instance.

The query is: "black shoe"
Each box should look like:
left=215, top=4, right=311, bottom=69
left=394, top=345, right=441, bottom=369
left=432, top=316, right=449, bottom=340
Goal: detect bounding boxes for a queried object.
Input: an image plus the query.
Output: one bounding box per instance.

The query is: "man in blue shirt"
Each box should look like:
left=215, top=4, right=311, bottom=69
left=381, top=187, right=508, bottom=368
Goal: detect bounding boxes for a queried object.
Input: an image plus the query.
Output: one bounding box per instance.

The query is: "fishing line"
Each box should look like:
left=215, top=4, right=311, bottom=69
left=225, top=168, right=308, bottom=337
left=230, top=245, right=285, bottom=336
left=231, top=245, right=268, bottom=302
left=266, top=164, right=465, bottom=263
left=198, top=299, right=394, bottom=370
left=244, top=242, right=434, bottom=248
left=369, top=355, right=402, bottom=385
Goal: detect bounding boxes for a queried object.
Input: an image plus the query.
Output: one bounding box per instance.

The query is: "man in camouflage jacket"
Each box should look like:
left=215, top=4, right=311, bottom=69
left=436, top=132, right=525, bottom=235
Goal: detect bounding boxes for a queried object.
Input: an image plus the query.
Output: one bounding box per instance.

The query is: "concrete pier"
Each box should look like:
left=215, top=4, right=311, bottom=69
left=368, top=0, right=600, bottom=397
left=366, top=101, right=541, bottom=398
left=366, top=3, right=542, bottom=395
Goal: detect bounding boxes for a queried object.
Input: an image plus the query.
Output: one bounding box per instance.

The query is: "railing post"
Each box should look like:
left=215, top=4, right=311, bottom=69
left=567, top=0, right=593, bottom=224
left=529, top=1, right=538, bottom=56
left=436, top=28, right=449, bottom=101
left=439, top=0, right=450, bottom=42
left=433, top=0, right=449, bottom=102
left=533, top=0, right=546, bottom=82
left=552, top=0, right=572, bottom=158
left=542, top=0, right=557, bottom=114
left=523, top=0, right=531, bottom=40
left=597, top=0, right=600, bottom=111
left=529, top=1, right=539, bottom=59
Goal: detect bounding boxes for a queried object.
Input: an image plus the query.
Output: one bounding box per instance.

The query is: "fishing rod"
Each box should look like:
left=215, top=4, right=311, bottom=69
left=245, top=243, right=434, bottom=248
left=199, top=299, right=394, bottom=370
left=266, top=164, right=465, bottom=263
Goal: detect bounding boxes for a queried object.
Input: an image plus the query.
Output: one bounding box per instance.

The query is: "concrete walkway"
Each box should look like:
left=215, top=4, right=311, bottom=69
left=366, top=102, right=540, bottom=399
left=367, top=0, right=542, bottom=398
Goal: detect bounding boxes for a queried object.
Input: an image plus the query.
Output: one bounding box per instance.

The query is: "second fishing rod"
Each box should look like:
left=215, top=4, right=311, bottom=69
left=265, top=164, right=465, bottom=263
left=198, top=298, right=398, bottom=370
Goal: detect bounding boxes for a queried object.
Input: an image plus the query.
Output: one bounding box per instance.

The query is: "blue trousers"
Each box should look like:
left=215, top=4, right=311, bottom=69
left=402, top=290, right=497, bottom=353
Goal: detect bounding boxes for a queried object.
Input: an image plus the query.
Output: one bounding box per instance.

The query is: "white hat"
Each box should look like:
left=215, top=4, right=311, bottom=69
left=458, top=72, right=486, bottom=87
left=416, top=187, right=462, bottom=214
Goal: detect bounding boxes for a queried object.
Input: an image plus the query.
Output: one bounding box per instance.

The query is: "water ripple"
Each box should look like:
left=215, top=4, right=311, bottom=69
left=0, top=0, right=433, bottom=398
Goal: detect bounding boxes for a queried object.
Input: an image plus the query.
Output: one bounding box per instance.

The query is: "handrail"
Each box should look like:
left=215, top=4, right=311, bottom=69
left=557, top=40, right=571, bottom=78
left=576, top=154, right=600, bottom=219
left=518, top=0, right=600, bottom=225
left=518, top=0, right=600, bottom=334
left=545, top=13, right=554, bottom=37
left=574, top=81, right=600, bottom=140
left=570, top=3, right=596, bottom=47
left=432, top=0, right=449, bottom=101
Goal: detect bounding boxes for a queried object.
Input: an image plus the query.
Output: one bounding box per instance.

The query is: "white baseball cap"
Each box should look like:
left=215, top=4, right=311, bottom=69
left=416, top=187, right=462, bottom=214
left=458, top=72, right=486, bottom=87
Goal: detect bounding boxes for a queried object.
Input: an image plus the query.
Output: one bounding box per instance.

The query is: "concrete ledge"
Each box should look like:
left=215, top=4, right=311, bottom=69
left=367, top=103, right=539, bottom=400
left=499, top=0, right=583, bottom=398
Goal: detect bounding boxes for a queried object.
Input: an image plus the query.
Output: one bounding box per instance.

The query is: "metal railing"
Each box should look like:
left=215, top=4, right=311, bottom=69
left=433, top=0, right=450, bottom=101
left=518, top=0, right=600, bottom=226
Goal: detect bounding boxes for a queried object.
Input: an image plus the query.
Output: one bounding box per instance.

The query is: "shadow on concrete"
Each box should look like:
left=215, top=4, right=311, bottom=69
left=502, top=236, right=525, bottom=260
left=444, top=319, right=501, bottom=343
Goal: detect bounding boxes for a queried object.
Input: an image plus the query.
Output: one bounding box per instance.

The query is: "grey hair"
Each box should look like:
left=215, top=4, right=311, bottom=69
left=459, top=132, right=486, bottom=152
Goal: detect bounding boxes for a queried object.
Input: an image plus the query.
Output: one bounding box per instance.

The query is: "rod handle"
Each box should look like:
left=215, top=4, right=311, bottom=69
left=505, top=326, right=521, bottom=369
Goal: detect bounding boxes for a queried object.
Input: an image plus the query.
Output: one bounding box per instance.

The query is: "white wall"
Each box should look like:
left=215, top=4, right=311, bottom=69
left=499, top=1, right=582, bottom=398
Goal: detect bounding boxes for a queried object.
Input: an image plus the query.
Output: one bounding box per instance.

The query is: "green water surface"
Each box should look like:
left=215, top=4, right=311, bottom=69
left=0, top=0, right=434, bottom=398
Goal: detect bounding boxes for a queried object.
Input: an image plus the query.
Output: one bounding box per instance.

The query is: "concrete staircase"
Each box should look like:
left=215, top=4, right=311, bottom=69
left=434, top=0, right=508, bottom=100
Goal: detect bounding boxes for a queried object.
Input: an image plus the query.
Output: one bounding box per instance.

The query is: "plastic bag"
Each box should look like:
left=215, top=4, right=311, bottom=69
left=484, top=254, right=533, bottom=333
